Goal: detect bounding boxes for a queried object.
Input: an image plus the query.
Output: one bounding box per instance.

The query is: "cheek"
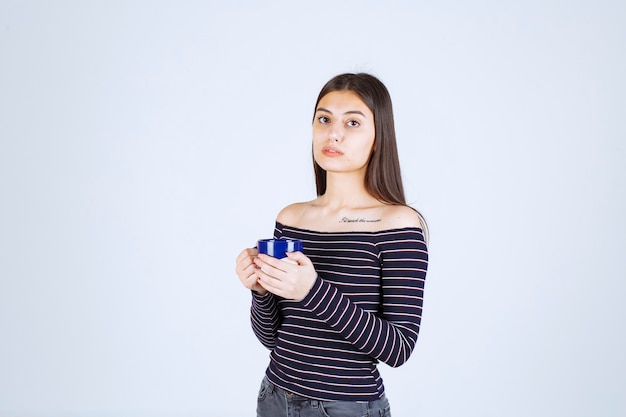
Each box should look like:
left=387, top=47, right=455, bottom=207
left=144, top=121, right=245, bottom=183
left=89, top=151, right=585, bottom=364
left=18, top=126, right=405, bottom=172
left=312, top=130, right=326, bottom=149
left=311, top=139, right=324, bottom=163
left=312, top=125, right=326, bottom=139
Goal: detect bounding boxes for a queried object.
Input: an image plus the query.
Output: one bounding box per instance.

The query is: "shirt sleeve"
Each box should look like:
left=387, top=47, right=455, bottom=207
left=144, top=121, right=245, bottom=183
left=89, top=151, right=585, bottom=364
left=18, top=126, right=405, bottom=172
left=250, top=291, right=280, bottom=349
left=249, top=222, right=285, bottom=349
left=299, top=229, right=428, bottom=367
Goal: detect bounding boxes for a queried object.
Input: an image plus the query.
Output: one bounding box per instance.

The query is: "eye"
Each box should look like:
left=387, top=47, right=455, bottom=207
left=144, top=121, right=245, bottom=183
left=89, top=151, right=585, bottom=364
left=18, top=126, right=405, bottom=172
left=346, top=120, right=360, bottom=127
left=317, top=115, right=330, bottom=124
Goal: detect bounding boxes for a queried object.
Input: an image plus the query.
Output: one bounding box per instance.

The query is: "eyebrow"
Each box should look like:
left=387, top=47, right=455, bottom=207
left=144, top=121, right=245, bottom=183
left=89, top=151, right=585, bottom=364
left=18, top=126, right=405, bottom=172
left=316, top=107, right=367, bottom=117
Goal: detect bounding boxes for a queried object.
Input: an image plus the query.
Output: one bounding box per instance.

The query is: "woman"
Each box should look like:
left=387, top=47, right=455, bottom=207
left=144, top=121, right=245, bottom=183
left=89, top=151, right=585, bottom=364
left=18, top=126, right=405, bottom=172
left=235, top=73, right=429, bottom=417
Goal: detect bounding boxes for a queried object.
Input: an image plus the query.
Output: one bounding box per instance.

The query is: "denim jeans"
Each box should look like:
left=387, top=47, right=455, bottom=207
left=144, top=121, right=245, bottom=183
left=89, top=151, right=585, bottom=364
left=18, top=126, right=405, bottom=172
left=257, top=377, right=392, bottom=417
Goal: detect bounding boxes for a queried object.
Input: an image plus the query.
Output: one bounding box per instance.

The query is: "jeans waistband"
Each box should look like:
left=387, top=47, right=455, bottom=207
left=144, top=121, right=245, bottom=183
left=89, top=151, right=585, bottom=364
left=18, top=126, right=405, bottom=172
left=263, top=377, right=387, bottom=404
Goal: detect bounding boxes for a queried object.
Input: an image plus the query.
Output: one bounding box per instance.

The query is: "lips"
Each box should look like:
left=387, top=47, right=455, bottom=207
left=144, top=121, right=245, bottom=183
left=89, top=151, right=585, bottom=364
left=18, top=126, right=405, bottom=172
left=322, top=146, right=343, bottom=156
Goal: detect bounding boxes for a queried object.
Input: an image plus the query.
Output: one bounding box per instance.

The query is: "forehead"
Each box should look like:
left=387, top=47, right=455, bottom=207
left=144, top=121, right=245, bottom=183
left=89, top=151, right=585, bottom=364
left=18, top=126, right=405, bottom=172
left=317, top=90, right=370, bottom=113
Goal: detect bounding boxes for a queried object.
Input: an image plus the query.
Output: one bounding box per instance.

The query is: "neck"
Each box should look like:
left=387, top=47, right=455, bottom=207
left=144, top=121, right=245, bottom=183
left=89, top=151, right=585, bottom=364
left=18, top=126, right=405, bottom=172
left=320, top=172, right=376, bottom=209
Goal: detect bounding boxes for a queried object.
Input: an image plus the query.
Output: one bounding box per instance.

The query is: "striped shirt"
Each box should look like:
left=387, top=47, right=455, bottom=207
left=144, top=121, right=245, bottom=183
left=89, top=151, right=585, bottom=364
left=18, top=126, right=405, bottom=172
left=250, top=222, right=429, bottom=401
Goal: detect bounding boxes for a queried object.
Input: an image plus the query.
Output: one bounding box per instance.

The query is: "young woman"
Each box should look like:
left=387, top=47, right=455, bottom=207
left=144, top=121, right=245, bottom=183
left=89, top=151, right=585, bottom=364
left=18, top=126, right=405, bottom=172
left=235, top=73, right=429, bottom=417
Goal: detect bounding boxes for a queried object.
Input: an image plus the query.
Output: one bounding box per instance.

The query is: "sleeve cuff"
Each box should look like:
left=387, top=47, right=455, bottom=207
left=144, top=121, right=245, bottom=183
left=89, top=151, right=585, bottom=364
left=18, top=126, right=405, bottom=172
left=300, top=275, right=333, bottom=311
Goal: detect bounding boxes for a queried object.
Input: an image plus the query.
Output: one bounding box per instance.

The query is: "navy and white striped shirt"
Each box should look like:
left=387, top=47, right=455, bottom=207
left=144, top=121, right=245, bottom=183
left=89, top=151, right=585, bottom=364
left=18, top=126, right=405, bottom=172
left=251, top=222, right=428, bottom=401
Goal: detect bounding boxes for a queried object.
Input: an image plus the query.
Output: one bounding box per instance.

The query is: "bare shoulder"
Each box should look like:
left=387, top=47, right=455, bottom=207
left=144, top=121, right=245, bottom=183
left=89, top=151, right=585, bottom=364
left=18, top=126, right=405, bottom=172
left=383, top=205, right=425, bottom=230
left=276, top=201, right=311, bottom=226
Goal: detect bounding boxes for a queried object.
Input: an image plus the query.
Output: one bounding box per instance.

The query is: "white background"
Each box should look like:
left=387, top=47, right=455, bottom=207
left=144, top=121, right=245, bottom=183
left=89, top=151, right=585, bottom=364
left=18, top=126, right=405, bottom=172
left=1, top=1, right=624, bottom=416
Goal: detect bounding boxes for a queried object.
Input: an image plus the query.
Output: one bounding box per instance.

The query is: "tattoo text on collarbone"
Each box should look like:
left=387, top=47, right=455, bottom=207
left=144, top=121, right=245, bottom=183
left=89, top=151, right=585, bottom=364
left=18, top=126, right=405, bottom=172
left=340, top=217, right=382, bottom=223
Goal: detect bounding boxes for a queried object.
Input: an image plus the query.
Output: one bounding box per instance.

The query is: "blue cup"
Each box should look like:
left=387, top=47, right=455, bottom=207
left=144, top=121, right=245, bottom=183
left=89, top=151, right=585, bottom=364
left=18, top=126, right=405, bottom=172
left=257, top=238, right=303, bottom=259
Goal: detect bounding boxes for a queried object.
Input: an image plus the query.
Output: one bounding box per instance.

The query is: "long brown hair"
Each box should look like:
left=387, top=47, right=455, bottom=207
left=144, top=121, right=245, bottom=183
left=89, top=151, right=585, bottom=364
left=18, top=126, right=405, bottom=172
left=313, top=73, right=406, bottom=205
left=312, top=73, right=428, bottom=236
left=313, top=73, right=403, bottom=203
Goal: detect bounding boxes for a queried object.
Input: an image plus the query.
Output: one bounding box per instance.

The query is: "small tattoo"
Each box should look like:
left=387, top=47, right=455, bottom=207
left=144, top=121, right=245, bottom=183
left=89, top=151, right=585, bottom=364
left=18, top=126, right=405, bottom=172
left=340, top=217, right=382, bottom=223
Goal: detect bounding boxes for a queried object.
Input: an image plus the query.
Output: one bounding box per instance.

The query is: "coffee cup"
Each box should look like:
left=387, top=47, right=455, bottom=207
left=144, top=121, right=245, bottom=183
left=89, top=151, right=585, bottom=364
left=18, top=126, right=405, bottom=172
left=257, top=238, right=303, bottom=260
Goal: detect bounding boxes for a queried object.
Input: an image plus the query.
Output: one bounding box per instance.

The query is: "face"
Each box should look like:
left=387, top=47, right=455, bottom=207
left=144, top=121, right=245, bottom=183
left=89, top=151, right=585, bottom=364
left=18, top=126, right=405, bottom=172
left=312, top=90, right=376, bottom=176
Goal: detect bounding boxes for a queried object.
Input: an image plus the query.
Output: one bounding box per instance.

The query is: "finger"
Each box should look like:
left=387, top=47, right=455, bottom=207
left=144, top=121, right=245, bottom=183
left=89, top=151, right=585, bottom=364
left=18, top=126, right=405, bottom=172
left=284, top=251, right=308, bottom=265
left=255, top=260, right=285, bottom=281
left=257, top=261, right=288, bottom=284
left=235, top=250, right=249, bottom=264
left=257, top=273, right=284, bottom=297
left=236, top=247, right=258, bottom=263
left=238, top=255, right=256, bottom=271
left=241, top=263, right=257, bottom=277
left=244, top=273, right=260, bottom=288
left=236, top=249, right=259, bottom=270
left=235, top=259, right=250, bottom=276
left=257, top=254, right=291, bottom=273
left=238, top=263, right=260, bottom=284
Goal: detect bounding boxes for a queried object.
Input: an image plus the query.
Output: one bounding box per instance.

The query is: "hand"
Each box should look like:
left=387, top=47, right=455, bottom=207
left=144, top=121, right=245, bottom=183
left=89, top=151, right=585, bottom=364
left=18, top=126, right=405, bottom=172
left=235, top=247, right=267, bottom=295
left=254, top=251, right=317, bottom=301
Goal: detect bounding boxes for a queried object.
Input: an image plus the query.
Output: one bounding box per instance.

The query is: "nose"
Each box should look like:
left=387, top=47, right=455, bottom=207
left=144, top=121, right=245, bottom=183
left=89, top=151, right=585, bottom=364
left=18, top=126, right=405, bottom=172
left=329, top=125, right=343, bottom=142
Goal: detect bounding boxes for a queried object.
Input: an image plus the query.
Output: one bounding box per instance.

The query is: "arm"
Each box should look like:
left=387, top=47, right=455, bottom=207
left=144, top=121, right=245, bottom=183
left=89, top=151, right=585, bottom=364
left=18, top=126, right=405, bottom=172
left=250, top=292, right=281, bottom=349
left=299, top=229, right=428, bottom=367
left=249, top=223, right=285, bottom=349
